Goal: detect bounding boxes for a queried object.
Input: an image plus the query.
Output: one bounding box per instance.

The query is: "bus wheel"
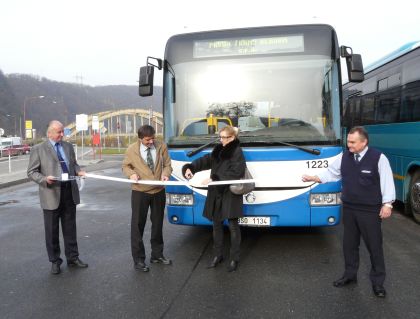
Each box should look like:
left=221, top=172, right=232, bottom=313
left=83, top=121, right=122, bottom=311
left=407, top=170, right=420, bottom=224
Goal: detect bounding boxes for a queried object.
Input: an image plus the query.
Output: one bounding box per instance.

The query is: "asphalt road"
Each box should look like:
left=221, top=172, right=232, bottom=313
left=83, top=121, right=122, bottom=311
left=0, top=154, right=30, bottom=172
left=1, top=162, right=420, bottom=319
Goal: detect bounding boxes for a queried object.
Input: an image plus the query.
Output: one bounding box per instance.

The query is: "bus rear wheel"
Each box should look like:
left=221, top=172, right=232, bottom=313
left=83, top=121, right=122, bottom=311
left=406, top=170, right=420, bottom=224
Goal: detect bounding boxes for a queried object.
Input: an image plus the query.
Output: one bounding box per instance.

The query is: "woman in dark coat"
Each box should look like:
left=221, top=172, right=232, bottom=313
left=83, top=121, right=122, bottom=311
left=182, top=126, right=246, bottom=272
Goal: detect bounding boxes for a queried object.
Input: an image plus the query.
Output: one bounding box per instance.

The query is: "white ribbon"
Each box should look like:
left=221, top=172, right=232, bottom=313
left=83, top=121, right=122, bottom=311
left=53, top=174, right=315, bottom=191
left=85, top=173, right=187, bottom=185
left=83, top=173, right=256, bottom=187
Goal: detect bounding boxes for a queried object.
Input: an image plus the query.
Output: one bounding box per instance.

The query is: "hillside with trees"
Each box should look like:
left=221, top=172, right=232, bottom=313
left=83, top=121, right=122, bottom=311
left=0, top=70, right=162, bottom=137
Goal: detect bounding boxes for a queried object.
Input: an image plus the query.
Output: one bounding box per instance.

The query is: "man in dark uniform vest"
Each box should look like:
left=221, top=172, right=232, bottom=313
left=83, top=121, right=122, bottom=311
left=302, top=126, right=395, bottom=298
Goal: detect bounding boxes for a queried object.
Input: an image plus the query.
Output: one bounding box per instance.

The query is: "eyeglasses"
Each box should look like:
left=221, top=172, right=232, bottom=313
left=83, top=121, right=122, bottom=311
left=219, top=135, right=232, bottom=140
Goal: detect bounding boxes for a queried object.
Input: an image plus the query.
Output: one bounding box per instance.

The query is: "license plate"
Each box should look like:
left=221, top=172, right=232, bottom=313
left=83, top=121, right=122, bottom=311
left=238, top=216, right=270, bottom=227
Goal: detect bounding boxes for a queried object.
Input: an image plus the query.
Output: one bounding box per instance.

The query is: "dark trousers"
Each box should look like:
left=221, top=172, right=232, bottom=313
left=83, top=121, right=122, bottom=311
left=131, top=189, right=166, bottom=262
left=213, top=218, right=241, bottom=261
left=342, top=207, right=385, bottom=285
left=43, top=184, right=79, bottom=263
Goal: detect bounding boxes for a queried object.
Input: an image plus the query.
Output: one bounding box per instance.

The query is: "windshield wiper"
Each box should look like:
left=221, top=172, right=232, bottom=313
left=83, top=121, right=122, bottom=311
left=186, top=138, right=219, bottom=157
left=240, top=135, right=320, bottom=155
left=184, top=135, right=321, bottom=156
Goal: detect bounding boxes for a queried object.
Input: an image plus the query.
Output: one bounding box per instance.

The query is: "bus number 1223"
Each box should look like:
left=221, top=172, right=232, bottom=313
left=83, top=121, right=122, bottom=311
left=306, top=160, right=328, bottom=169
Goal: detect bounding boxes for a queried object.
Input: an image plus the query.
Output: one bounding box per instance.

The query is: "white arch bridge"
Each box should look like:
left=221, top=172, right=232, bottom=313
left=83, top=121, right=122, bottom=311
left=64, top=108, right=163, bottom=137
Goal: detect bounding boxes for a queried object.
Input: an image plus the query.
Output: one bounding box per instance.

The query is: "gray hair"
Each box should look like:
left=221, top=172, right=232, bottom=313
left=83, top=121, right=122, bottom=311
left=46, top=120, right=63, bottom=135
left=348, top=126, right=369, bottom=143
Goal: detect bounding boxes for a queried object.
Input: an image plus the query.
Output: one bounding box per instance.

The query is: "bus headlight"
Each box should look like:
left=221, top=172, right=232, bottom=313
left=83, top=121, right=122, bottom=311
left=310, top=193, right=340, bottom=206
left=166, top=193, right=193, bottom=206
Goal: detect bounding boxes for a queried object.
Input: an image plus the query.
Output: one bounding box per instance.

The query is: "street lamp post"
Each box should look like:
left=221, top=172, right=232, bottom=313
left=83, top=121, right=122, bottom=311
left=60, top=96, right=68, bottom=126
left=6, top=114, right=17, bottom=136
left=22, top=95, right=44, bottom=138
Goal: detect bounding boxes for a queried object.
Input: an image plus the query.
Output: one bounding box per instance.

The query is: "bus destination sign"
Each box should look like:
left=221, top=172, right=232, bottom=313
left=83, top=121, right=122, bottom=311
left=194, top=35, right=304, bottom=58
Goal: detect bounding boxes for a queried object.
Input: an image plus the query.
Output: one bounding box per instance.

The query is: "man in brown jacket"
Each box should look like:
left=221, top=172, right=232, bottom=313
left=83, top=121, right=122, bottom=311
left=122, top=125, right=173, bottom=272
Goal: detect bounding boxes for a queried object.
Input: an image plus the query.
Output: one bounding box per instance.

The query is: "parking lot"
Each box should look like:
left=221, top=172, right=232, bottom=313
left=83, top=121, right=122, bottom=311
left=1, top=160, right=420, bottom=319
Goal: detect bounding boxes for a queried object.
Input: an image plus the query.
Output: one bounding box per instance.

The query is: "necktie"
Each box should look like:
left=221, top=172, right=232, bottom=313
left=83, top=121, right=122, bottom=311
left=146, top=147, right=154, bottom=172
left=355, top=154, right=361, bottom=163
left=55, top=143, right=69, bottom=173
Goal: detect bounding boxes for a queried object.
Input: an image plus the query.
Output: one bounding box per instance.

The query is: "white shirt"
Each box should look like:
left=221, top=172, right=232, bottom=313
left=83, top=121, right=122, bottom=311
left=318, top=147, right=396, bottom=204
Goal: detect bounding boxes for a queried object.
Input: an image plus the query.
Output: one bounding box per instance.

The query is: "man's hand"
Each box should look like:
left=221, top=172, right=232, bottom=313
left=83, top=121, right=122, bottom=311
left=161, top=175, right=169, bottom=182
left=302, top=175, right=321, bottom=183
left=130, top=174, right=139, bottom=181
left=379, top=205, right=392, bottom=219
left=46, top=176, right=57, bottom=185
left=77, top=170, right=86, bottom=177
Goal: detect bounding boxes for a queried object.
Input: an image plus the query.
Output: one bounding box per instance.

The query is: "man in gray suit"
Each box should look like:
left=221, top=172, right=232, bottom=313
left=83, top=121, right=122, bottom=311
left=27, top=120, right=88, bottom=274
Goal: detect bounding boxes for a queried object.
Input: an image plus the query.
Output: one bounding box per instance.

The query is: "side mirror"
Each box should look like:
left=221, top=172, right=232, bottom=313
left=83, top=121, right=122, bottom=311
left=340, top=46, right=364, bottom=83
left=346, top=54, right=364, bottom=82
left=139, top=66, right=154, bottom=96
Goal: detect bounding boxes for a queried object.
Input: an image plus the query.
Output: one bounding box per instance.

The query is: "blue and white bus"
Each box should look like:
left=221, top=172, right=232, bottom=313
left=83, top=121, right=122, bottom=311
left=343, top=41, right=420, bottom=223
left=140, top=24, right=364, bottom=227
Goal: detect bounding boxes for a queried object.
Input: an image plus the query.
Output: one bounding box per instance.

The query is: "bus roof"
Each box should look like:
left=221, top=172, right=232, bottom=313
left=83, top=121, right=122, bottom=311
left=165, top=24, right=340, bottom=63
left=364, top=41, right=420, bottom=74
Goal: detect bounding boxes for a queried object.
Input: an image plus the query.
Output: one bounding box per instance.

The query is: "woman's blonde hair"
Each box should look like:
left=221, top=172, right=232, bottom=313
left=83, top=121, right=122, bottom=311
left=219, top=126, right=239, bottom=138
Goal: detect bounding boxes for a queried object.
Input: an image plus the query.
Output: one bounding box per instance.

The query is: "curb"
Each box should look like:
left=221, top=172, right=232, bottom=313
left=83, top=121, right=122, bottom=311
left=0, top=178, right=31, bottom=190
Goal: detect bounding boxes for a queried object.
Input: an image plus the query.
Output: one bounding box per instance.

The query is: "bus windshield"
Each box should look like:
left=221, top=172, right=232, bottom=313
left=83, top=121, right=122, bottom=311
left=163, top=54, right=340, bottom=146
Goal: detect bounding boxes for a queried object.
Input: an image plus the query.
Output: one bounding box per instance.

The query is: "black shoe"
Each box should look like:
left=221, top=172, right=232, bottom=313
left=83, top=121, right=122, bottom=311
left=134, top=261, right=150, bottom=272
left=207, top=256, right=223, bottom=269
left=227, top=260, right=238, bottom=272
left=150, top=256, right=172, bottom=265
left=333, top=277, right=357, bottom=287
left=67, top=258, right=88, bottom=268
left=51, top=262, right=61, bottom=275
left=372, top=285, right=386, bottom=298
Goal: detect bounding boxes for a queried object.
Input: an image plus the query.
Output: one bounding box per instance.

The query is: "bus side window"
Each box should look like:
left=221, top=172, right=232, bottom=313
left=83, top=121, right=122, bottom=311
left=400, top=91, right=413, bottom=122
left=360, top=94, right=375, bottom=125
left=412, top=87, right=420, bottom=121
left=345, top=96, right=361, bottom=127
left=375, top=88, right=400, bottom=123
left=401, top=83, right=420, bottom=121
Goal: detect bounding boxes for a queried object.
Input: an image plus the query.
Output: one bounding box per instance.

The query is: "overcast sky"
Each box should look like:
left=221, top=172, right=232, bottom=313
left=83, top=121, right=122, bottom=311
left=1, top=0, right=419, bottom=86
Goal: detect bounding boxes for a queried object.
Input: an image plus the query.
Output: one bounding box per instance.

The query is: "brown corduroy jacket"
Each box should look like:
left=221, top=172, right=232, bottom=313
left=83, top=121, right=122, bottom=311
left=122, top=140, right=172, bottom=194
